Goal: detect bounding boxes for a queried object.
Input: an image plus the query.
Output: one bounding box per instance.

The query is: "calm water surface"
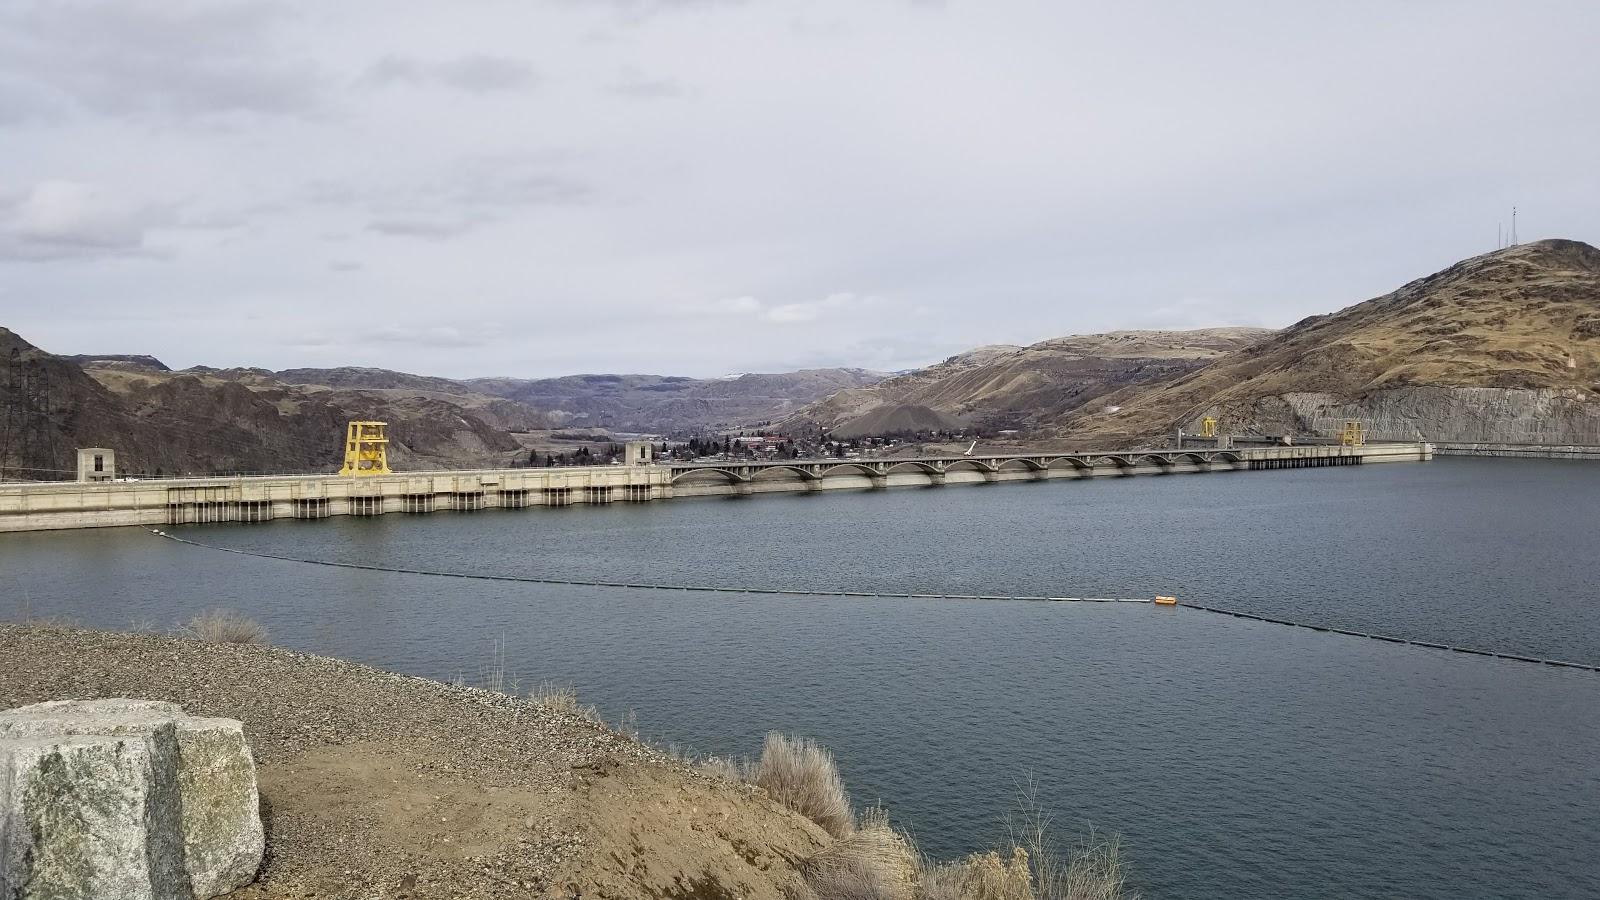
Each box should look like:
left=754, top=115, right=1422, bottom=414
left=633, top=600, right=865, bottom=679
left=4, top=457, right=1598, bottom=899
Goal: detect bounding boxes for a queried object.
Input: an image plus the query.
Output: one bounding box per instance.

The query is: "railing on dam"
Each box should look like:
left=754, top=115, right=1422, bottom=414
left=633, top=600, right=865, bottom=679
left=0, top=442, right=1432, bottom=533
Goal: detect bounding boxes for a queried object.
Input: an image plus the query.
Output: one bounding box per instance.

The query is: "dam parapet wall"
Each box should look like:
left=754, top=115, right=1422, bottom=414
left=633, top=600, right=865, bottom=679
left=0, top=443, right=1431, bottom=533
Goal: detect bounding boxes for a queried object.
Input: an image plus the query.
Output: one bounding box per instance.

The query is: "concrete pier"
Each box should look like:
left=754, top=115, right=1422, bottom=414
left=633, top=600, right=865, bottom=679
left=0, top=443, right=1432, bottom=533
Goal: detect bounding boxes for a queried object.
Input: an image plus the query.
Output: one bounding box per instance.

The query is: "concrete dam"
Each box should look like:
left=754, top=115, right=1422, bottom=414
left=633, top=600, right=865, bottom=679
left=0, top=443, right=1433, bottom=533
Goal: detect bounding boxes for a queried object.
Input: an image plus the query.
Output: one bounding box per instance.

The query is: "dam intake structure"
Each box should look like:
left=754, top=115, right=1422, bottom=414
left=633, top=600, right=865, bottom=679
left=0, top=442, right=1433, bottom=533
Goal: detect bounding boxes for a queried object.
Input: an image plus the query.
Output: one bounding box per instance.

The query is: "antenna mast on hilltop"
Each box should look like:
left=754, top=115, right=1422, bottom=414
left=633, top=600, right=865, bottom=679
left=1511, top=206, right=1518, bottom=246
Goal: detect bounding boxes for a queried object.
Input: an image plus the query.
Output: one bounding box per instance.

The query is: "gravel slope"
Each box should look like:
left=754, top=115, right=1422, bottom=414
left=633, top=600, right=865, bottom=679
left=0, top=624, right=828, bottom=900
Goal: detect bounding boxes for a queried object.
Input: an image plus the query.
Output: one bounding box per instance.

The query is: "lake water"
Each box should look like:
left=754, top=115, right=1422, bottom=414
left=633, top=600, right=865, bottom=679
left=4, top=456, right=1598, bottom=899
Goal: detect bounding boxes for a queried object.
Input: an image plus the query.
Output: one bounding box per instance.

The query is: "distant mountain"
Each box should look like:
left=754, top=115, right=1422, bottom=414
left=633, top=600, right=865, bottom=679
left=0, top=333, right=885, bottom=478
left=464, top=368, right=887, bottom=434
left=0, top=333, right=546, bottom=478
left=780, top=328, right=1272, bottom=437
left=272, top=366, right=473, bottom=395
left=14, top=239, right=1592, bottom=475
left=1066, top=239, right=1600, bottom=445
left=60, top=354, right=171, bottom=372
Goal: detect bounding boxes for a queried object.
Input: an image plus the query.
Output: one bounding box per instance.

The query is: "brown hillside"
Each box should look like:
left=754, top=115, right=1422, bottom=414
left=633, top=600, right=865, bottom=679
left=829, top=403, right=968, bottom=439
left=466, top=368, right=887, bottom=433
left=1065, top=239, right=1600, bottom=445
left=0, top=328, right=546, bottom=478
left=781, top=328, right=1272, bottom=436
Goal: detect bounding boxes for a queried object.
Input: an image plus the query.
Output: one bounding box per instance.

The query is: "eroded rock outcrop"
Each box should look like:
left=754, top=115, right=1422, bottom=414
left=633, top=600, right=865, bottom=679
left=1278, top=387, right=1600, bottom=443
left=0, top=699, right=262, bottom=900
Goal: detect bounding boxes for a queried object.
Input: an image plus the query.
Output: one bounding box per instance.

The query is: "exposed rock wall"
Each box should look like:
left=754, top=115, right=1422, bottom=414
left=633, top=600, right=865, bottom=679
left=1276, top=387, right=1600, bottom=444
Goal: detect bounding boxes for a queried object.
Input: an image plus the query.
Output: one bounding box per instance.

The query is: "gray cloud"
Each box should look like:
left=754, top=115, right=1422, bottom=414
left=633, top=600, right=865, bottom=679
left=607, top=67, right=688, bottom=99
left=366, top=218, right=485, bottom=240
left=576, top=0, right=748, bottom=22
left=317, top=160, right=591, bottom=240
left=0, top=181, right=171, bottom=261
left=361, top=54, right=537, bottom=93
left=0, top=1, right=321, bottom=121
left=1, top=1, right=1596, bottom=378
left=371, top=324, right=495, bottom=349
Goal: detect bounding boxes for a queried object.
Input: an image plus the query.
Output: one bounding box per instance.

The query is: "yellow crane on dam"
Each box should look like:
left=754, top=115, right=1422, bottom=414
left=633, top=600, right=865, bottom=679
left=1340, top=420, right=1366, bottom=447
left=339, top=421, right=391, bottom=476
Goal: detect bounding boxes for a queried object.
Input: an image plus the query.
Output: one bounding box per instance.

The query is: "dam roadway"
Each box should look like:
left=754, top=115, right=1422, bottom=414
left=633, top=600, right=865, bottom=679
left=0, top=442, right=1432, bottom=533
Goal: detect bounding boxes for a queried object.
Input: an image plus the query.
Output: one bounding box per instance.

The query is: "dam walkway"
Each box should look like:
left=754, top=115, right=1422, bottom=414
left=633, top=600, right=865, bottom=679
left=0, top=442, right=1432, bottom=533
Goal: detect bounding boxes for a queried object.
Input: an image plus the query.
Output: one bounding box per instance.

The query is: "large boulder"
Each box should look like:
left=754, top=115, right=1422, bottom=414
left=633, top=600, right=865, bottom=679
left=0, top=700, right=263, bottom=900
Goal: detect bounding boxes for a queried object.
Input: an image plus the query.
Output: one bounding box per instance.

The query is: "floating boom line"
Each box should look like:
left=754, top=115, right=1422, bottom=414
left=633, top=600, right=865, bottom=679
left=148, top=530, right=1600, bottom=673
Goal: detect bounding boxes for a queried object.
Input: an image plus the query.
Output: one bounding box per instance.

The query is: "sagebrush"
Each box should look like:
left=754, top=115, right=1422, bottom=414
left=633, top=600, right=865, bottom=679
left=752, top=732, right=856, bottom=839
left=180, top=609, right=268, bottom=644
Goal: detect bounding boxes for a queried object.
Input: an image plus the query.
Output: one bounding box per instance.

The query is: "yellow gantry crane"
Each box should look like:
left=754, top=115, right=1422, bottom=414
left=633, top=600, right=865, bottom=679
left=1339, top=419, right=1366, bottom=447
left=339, top=421, right=391, bottom=476
left=1199, top=416, right=1218, bottom=438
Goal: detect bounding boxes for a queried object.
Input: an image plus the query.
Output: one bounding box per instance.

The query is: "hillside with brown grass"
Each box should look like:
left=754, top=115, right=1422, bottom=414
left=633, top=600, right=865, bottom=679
left=780, top=328, right=1272, bottom=437
left=1064, top=239, right=1600, bottom=445
left=0, top=331, right=545, bottom=478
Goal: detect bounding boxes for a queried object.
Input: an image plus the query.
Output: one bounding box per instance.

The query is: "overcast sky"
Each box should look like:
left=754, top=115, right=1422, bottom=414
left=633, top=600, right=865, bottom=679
left=2, top=1, right=1597, bottom=378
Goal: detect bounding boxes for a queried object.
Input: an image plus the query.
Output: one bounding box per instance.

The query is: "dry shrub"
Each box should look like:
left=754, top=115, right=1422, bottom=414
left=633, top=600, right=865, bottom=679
left=920, top=849, right=1034, bottom=900
left=1048, top=835, right=1132, bottom=900
left=529, top=680, right=601, bottom=721
left=790, top=807, right=918, bottom=900
left=480, top=633, right=516, bottom=695
left=1011, top=784, right=1137, bottom=900
left=697, top=755, right=746, bottom=782
left=530, top=680, right=579, bottom=710
left=752, top=732, right=855, bottom=839
left=180, top=609, right=268, bottom=644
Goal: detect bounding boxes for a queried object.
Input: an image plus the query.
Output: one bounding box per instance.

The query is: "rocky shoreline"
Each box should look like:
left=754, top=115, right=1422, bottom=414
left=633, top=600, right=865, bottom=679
left=0, top=624, right=829, bottom=899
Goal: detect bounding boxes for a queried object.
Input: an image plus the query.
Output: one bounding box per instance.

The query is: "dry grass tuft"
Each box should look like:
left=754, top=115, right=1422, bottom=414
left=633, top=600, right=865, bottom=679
left=1010, top=784, right=1137, bottom=900
left=920, top=849, right=1034, bottom=900
left=179, top=609, right=268, bottom=644
left=752, top=732, right=856, bottom=839
left=1047, top=835, right=1133, bottom=900
left=697, top=754, right=746, bottom=782
left=790, top=807, right=919, bottom=900
left=528, top=680, right=601, bottom=722
left=529, top=679, right=580, bottom=710
left=479, top=633, right=517, bottom=695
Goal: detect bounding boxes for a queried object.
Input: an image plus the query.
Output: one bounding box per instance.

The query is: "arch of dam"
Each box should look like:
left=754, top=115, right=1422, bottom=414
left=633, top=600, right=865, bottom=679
left=0, top=443, right=1432, bottom=533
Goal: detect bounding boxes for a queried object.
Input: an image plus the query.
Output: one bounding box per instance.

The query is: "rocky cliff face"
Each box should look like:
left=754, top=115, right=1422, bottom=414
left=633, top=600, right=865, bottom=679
left=1276, top=387, right=1600, bottom=444
left=1065, top=240, right=1600, bottom=446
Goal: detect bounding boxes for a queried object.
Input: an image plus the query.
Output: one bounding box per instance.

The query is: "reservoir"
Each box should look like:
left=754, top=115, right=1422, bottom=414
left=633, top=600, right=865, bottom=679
left=4, top=456, right=1598, bottom=899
